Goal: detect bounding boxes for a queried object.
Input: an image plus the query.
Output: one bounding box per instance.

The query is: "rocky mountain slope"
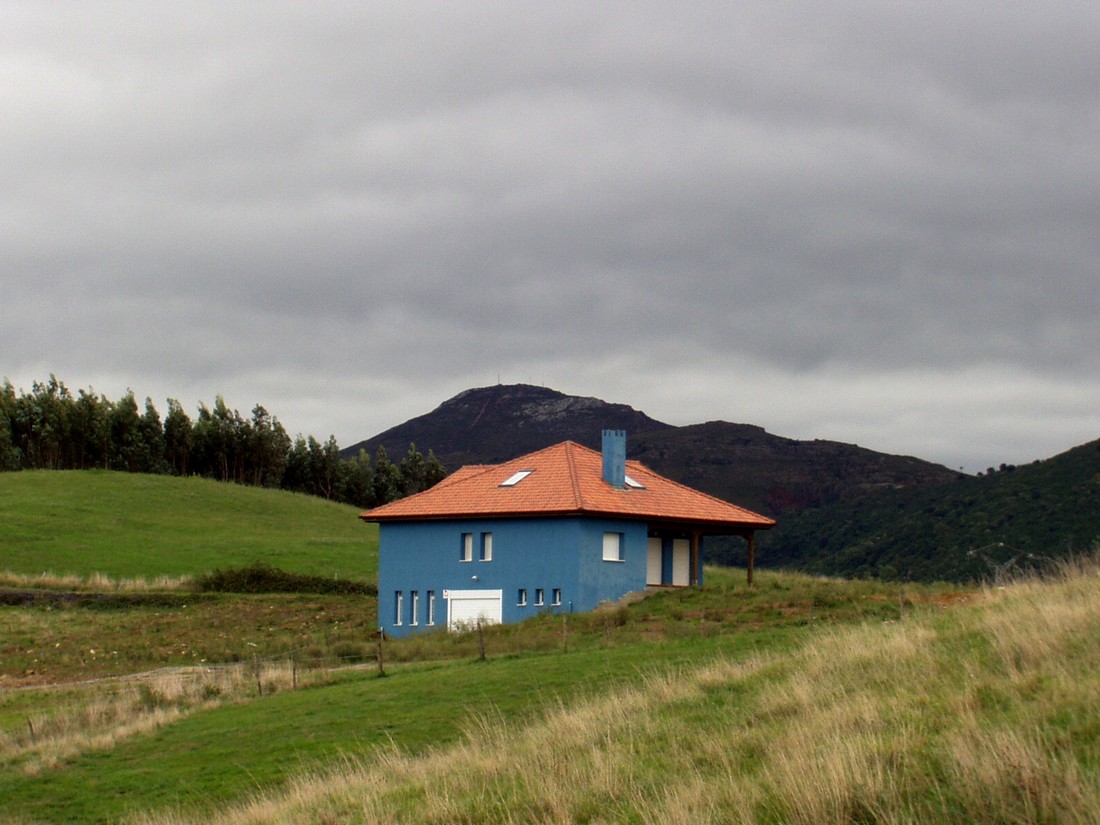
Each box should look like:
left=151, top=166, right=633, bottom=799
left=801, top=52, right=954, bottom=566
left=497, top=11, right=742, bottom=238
left=343, top=383, right=959, bottom=518
left=344, top=383, right=1098, bottom=581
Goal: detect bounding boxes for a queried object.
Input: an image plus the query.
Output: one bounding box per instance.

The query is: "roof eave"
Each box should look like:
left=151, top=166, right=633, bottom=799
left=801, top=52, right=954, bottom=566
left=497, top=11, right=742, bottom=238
left=361, top=508, right=775, bottom=529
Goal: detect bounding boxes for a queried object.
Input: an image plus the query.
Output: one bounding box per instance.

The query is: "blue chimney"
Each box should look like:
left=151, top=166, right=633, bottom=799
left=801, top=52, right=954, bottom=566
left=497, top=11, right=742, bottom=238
left=602, top=429, right=626, bottom=487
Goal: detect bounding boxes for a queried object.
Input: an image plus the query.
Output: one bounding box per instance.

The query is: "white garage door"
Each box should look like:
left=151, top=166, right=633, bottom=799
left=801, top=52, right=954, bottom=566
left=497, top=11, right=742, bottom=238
left=445, top=589, right=502, bottom=632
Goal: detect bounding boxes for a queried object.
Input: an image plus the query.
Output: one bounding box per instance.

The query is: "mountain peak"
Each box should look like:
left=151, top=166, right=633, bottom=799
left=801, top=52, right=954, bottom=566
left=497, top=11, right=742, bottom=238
left=435, top=384, right=650, bottom=427
left=344, top=384, right=672, bottom=468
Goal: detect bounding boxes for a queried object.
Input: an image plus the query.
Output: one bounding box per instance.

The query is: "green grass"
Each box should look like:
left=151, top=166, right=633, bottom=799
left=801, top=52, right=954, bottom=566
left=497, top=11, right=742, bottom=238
left=134, top=559, right=1100, bottom=825
left=10, top=468, right=1079, bottom=824
left=0, top=592, right=378, bottom=684
left=0, top=632, right=796, bottom=824
left=0, top=566, right=957, bottom=824
left=0, top=470, right=376, bottom=581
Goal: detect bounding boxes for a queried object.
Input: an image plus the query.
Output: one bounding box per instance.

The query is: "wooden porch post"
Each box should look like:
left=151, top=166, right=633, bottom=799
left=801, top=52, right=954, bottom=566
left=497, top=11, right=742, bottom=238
left=690, top=530, right=701, bottom=586
left=746, top=531, right=755, bottom=586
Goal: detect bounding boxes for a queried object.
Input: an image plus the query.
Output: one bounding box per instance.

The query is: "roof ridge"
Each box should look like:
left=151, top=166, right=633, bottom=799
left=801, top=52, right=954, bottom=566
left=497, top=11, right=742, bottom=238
left=564, top=442, right=585, bottom=509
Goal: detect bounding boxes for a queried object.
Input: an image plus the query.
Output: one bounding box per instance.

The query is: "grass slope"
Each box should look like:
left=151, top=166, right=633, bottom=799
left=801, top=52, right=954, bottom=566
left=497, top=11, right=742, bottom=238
left=1, top=568, right=942, bottom=824
left=0, top=592, right=378, bottom=685
left=0, top=470, right=376, bottom=582
left=0, top=635, right=789, bottom=824
left=6, top=469, right=1095, bottom=823
left=139, top=559, right=1100, bottom=825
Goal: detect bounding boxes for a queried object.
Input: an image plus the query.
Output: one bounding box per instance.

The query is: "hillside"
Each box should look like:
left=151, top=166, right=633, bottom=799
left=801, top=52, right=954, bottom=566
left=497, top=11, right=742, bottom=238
left=764, top=438, right=1100, bottom=582
left=0, top=470, right=376, bottom=581
left=629, top=420, right=957, bottom=517
left=26, top=560, right=1097, bottom=825
left=343, top=383, right=960, bottom=518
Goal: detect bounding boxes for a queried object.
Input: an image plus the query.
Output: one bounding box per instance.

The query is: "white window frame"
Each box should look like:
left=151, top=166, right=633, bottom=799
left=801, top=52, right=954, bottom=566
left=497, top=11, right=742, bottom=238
left=517, top=588, right=527, bottom=606
left=535, top=588, right=544, bottom=606
left=394, top=591, right=403, bottom=626
left=603, top=532, right=624, bottom=562
left=480, top=532, right=493, bottom=562
left=410, top=590, right=419, bottom=626
left=427, top=590, right=435, bottom=626
left=460, top=532, right=473, bottom=562
left=552, top=588, right=562, bottom=606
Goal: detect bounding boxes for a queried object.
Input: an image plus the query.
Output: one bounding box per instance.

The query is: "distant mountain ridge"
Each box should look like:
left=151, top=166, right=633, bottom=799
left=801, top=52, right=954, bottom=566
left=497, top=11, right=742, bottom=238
left=344, top=383, right=1099, bottom=581
left=343, top=383, right=959, bottom=518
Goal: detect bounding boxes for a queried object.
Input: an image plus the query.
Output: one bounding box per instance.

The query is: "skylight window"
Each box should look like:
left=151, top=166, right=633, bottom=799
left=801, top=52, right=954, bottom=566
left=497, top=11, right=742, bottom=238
left=624, top=474, right=645, bottom=489
left=500, top=470, right=533, bottom=487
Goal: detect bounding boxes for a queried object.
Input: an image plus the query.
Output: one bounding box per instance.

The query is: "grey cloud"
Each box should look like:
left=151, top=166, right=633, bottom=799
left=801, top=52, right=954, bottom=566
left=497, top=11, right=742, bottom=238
left=3, top=2, right=1098, bottom=471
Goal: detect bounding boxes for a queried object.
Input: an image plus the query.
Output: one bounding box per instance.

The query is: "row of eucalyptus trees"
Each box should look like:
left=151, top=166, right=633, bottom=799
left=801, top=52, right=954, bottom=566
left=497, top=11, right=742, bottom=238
left=0, top=376, right=445, bottom=508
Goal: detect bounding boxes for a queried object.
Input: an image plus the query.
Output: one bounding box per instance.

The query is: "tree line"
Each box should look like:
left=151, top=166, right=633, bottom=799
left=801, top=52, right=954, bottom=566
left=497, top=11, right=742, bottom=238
left=0, top=376, right=446, bottom=508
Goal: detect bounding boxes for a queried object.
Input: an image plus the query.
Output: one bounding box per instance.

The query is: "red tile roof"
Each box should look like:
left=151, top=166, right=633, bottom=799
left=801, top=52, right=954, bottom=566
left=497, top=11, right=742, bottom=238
left=361, top=441, right=775, bottom=531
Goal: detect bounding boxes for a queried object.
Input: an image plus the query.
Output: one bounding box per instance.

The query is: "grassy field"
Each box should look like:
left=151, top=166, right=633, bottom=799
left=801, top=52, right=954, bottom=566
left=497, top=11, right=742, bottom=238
left=0, top=471, right=376, bottom=582
left=0, top=559, right=948, bottom=824
left=133, top=558, right=1100, bottom=825
left=2, top=561, right=1095, bottom=824
left=1, top=470, right=1096, bottom=824
left=0, top=591, right=379, bottom=686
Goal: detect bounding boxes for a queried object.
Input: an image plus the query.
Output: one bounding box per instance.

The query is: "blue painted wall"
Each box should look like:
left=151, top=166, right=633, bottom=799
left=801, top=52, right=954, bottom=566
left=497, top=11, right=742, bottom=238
left=377, top=516, right=649, bottom=638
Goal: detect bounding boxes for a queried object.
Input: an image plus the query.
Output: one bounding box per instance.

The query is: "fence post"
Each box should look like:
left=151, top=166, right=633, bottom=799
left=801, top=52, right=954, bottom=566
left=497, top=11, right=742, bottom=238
left=477, top=618, right=486, bottom=662
left=376, top=629, right=386, bottom=678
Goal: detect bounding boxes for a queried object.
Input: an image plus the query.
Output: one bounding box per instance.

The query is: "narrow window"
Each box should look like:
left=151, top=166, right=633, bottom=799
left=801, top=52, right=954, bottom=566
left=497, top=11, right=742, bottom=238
left=517, top=588, right=527, bottom=606
left=480, top=532, right=493, bottom=562
left=460, top=533, right=473, bottom=562
left=535, top=588, right=544, bottom=606
left=427, top=590, right=435, bottom=626
left=410, top=590, right=419, bottom=626
left=394, top=591, right=403, bottom=626
left=552, top=588, right=562, bottom=606
left=603, top=532, right=624, bottom=562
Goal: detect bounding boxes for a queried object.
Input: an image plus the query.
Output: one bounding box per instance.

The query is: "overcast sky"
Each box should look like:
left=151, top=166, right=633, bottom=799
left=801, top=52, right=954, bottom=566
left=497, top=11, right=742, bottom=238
left=4, top=2, right=1098, bottom=473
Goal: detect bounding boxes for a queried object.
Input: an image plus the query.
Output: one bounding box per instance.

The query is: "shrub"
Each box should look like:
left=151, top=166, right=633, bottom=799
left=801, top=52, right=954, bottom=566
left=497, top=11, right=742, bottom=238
left=331, top=642, right=368, bottom=663
left=194, top=562, right=376, bottom=596
left=135, top=684, right=173, bottom=712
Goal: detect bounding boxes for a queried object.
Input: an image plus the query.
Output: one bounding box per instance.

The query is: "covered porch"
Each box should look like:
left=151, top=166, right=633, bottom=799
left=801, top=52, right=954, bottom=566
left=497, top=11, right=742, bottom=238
left=646, top=524, right=762, bottom=587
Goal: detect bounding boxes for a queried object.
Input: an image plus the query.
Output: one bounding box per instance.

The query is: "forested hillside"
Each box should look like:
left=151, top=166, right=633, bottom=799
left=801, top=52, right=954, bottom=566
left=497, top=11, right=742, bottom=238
left=763, top=438, right=1100, bottom=582
left=0, top=375, right=445, bottom=508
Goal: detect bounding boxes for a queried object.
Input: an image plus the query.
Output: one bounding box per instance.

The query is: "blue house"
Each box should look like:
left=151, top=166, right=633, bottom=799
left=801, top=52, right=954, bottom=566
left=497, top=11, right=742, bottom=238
left=360, top=430, right=775, bottom=638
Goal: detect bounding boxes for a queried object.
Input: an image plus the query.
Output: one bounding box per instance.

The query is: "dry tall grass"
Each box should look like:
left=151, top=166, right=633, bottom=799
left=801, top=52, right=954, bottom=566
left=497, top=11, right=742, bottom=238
left=1, top=660, right=320, bottom=775
left=131, top=556, right=1100, bottom=825
left=0, top=570, right=192, bottom=592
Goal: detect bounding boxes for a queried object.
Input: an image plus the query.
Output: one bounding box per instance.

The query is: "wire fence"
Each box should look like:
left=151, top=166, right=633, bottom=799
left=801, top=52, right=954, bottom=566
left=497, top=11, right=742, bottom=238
left=1, top=642, right=384, bottom=694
